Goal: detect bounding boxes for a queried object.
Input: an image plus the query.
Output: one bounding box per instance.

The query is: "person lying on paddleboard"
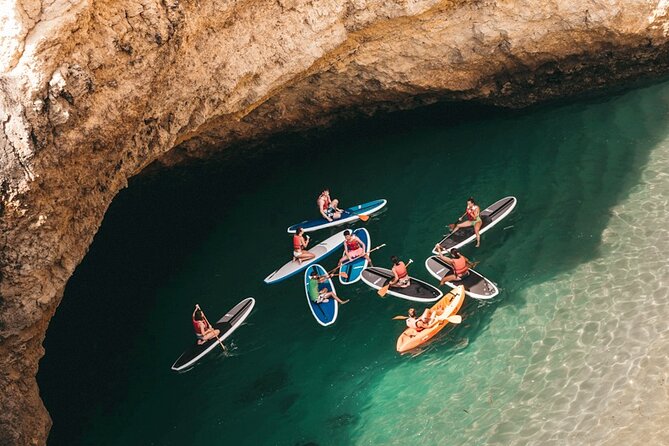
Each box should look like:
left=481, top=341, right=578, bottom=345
left=450, top=197, right=483, bottom=247
left=293, top=227, right=316, bottom=264
left=192, top=305, right=220, bottom=345
left=389, top=256, right=410, bottom=288
left=406, top=308, right=437, bottom=331
left=318, top=188, right=343, bottom=222
left=308, top=268, right=349, bottom=304
left=338, top=229, right=373, bottom=267
left=434, top=247, right=470, bottom=286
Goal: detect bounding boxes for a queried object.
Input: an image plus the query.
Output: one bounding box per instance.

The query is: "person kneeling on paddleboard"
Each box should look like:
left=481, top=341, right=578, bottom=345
left=308, top=269, right=349, bottom=304
left=338, top=230, right=373, bottom=267
left=406, top=308, right=437, bottom=331
left=293, top=228, right=316, bottom=264
left=450, top=197, right=483, bottom=247
left=192, top=305, right=220, bottom=345
left=390, top=256, right=410, bottom=288
left=318, top=188, right=343, bottom=222
left=435, top=247, right=470, bottom=286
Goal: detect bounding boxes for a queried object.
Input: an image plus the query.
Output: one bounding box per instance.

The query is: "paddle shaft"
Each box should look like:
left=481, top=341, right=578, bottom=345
left=333, top=243, right=386, bottom=274
left=197, top=305, right=226, bottom=352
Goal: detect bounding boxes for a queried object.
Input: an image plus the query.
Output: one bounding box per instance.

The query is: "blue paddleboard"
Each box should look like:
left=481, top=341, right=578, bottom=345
left=304, top=264, right=338, bottom=326
left=339, top=228, right=370, bottom=285
left=287, top=199, right=387, bottom=233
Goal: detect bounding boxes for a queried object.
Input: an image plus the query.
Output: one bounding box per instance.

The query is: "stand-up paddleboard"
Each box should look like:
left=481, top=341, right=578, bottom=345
left=425, top=256, right=499, bottom=299
left=286, top=199, right=387, bottom=233
left=396, top=285, right=465, bottom=353
left=361, top=267, right=442, bottom=302
left=339, top=228, right=370, bottom=285
left=264, top=230, right=346, bottom=284
left=171, top=297, right=255, bottom=372
left=432, top=196, right=517, bottom=254
left=304, top=264, right=338, bottom=326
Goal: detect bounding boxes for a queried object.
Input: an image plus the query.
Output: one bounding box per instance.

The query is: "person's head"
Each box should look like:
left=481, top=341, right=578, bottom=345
left=322, top=188, right=330, bottom=195
left=467, top=197, right=477, bottom=206
left=296, top=227, right=304, bottom=236
left=343, top=229, right=352, bottom=239
left=194, top=309, right=203, bottom=321
left=391, top=255, right=400, bottom=265
left=408, top=308, right=416, bottom=318
left=310, top=267, right=319, bottom=279
left=450, top=248, right=460, bottom=258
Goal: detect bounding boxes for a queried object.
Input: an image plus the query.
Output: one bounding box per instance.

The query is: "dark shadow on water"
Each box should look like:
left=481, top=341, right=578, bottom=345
left=38, top=79, right=669, bottom=445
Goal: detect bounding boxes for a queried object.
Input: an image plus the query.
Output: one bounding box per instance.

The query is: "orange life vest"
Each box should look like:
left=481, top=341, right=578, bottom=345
left=293, top=234, right=302, bottom=250
left=453, top=256, right=468, bottom=276
left=319, top=193, right=331, bottom=211
left=193, top=319, right=207, bottom=335
left=466, top=205, right=479, bottom=221
left=346, top=238, right=361, bottom=251
left=394, top=262, right=408, bottom=279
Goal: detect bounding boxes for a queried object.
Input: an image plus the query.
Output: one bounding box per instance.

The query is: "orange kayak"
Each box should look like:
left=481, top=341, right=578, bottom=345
left=396, top=285, right=465, bottom=353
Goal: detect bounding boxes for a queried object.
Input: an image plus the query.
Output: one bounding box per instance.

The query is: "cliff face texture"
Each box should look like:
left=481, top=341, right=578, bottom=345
left=2, top=0, right=669, bottom=443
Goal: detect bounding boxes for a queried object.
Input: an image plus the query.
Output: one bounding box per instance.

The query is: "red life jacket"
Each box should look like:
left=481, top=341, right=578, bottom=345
left=193, top=319, right=207, bottom=335
left=453, top=256, right=468, bottom=276
left=394, top=262, right=408, bottom=279
left=293, top=235, right=302, bottom=250
left=319, top=193, right=331, bottom=211
left=466, top=205, right=479, bottom=221
left=346, top=238, right=361, bottom=251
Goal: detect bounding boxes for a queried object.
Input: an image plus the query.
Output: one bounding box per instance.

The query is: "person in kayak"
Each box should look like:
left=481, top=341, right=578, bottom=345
left=293, top=227, right=316, bottom=264
left=406, top=308, right=437, bottom=331
left=450, top=197, right=483, bottom=247
left=338, top=229, right=373, bottom=267
left=317, top=188, right=343, bottom=222
left=308, top=268, right=349, bottom=304
left=434, top=247, right=470, bottom=286
left=389, top=256, right=410, bottom=288
left=192, top=305, right=221, bottom=345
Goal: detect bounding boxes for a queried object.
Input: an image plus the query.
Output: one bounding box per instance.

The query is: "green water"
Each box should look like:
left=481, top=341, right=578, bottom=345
left=39, top=82, right=669, bottom=445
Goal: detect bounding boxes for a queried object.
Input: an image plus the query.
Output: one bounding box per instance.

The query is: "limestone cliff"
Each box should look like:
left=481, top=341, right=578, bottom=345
left=1, top=0, right=669, bottom=444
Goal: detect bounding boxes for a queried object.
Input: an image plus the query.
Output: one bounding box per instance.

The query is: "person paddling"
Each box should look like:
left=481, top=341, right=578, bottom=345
left=192, top=305, right=221, bottom=345
left=450, top=197, right=483, bottom=247
left=317, top=188, right=343, bottom=222
left=406, top=308, right=436, bottom=331
left=434, top=247, right=470, bottom=286
left=293, top=227, right=316, bottom=264
left=389, top=256, right=410, bottom=288
left=338, top=229, right=373, bottom=267
left=308, top=268, right=349, bottom=304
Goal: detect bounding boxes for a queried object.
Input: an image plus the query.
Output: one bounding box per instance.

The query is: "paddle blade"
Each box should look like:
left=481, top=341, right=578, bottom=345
left=377, top=284, right=390, bottom=297
left=446, top=315, right=462, bottom=324
left=392, top=315, right=408, bottom=320
left=358, top=214, right=370, bottom=222
left=339, top=271, right=349, bottom=279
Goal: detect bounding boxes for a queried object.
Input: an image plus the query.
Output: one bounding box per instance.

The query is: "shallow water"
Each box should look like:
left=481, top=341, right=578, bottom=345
left=39, top=81, right=669, bottom=445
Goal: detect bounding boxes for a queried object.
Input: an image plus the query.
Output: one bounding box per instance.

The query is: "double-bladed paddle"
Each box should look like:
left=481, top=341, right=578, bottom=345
left=392, top=314, right=462, bottom=324
left=378, top=259, right=413, bottom=297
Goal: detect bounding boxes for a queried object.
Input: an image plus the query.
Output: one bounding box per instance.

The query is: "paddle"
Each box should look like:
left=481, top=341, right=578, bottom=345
left=196, top=304, right=226, bottom=352
left=392, top=314, right=462, bottom=324
left=337, top=243, right=386, bottom=279
left=342, top=208, right=370, bottom=222
left=378, top=259, right=413, bottom=297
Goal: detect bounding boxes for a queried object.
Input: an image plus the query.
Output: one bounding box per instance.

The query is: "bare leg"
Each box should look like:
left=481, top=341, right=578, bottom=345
left=440, top=274, right=460, bottom=286
left=474, top=221, right=482, bottom=247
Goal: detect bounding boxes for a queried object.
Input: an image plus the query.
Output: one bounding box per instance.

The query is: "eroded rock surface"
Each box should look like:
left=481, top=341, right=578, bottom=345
left=1, top=0, right=669, bottom=444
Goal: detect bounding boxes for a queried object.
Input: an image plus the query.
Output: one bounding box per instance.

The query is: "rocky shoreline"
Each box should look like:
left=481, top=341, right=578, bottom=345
left=2, top=0, right=669, bottom=444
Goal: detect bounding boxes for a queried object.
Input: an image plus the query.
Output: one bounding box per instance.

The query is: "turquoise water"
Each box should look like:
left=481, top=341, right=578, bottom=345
left=39, top=82, right=669, bottom=445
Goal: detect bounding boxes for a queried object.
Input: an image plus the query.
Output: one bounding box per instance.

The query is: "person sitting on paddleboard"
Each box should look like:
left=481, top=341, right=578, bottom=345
left=434, top=247, right=470, bottom=286
left=308, top=268, right=349, bottom=304
left=450, top=197, right=483, bottom=247
left=318, top=188, right=343, bottom=222
left=389, top=256, right=410, bottom=288
left=338, top=229, right=373, bottom=267
left=192, top=305, right=221, bottom=345
left=293, top=227, right=316, bottom=264
left=406, top=308, right=437, bottom=331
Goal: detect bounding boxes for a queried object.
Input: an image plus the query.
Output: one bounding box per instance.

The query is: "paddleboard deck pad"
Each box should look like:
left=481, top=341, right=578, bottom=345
left=425, top=256, right=499, bottom=299
left=287, top=199, right=387, bottom=233
left=396, top=285, right=465, bottom=353
left=171, top=297, right=255, bottom=372
left=304, top=264, right=338, bottom=326
left=361, top=267, right=442, bottom=302
left=264, top=230, right=346, bottom=284
left=433, top=196, right=516, bottom=254
left=339, top=228, right=370, bottom=285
